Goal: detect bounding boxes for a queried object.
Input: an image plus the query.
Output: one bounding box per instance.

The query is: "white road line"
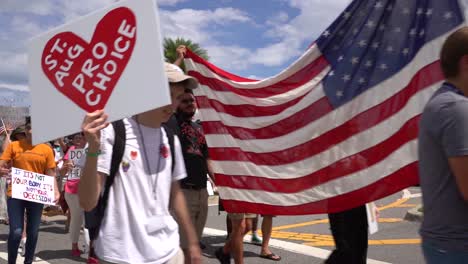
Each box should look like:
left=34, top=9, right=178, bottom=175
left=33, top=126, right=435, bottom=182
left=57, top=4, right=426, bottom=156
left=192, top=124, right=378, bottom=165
left=0, top=241, right=51, bottom=264
left=203, top=227, right=392, bottom=264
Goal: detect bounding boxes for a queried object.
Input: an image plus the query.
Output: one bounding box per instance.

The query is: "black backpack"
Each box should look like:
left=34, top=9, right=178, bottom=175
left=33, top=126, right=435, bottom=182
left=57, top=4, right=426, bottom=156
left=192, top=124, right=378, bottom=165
left=84, top=119, right=176, bottom=240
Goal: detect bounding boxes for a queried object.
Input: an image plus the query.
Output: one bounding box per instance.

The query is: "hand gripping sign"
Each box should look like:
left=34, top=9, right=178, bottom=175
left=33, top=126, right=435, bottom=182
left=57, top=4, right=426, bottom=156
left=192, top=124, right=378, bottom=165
left=29, top=0, right=170, bottom=144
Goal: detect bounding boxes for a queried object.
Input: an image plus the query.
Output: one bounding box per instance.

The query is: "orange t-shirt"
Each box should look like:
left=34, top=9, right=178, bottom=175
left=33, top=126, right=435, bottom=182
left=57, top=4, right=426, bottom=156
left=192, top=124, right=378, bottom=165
left=1, top=141, right=56, bottom=197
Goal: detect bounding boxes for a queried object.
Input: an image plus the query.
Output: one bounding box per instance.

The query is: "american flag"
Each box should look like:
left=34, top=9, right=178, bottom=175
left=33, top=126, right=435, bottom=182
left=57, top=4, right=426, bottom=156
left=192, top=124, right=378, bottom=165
left=184, top=0, right=466, bottom=215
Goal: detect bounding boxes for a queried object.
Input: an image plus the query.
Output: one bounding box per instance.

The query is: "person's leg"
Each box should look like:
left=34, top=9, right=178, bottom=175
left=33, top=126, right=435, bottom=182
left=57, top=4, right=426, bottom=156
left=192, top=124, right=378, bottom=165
left=23, top=201, right=44, bottom=264
left=197, top=188, right=209, bottom=250
left=350, top=206, right=368, bottom=264
left=260, top=216, right=272, bottom=253
left=326, top=210, right=351, bottom=264
left=326, top=205, right=368, bottom=264
left=226, top=214, right=232, bottom=239
left=225, top=217, right=246, bottom=264
left=7, top=198, right=25, bottom=264
left=0, top=177, right=7, bottom=222
left=251, top=215, right=262, bottom=244
left=65, top=192, right=83, bottom=255
left=179, top=189, right=198, bottom=263
left=260, top=215, right=280, bottom=260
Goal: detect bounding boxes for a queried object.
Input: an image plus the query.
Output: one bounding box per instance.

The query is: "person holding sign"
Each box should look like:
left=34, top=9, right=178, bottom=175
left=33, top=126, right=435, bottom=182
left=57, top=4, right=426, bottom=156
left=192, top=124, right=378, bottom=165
left=79, top=63, right=201, bottom=264
left=0, top=120, right=60, bottom=264
left=60, top=132, right=87, bottom=257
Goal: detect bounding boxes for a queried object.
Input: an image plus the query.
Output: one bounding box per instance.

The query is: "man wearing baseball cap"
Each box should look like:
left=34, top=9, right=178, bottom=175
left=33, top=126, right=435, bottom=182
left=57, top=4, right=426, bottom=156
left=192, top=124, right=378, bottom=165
left=79, top=63, right=201, bottom=264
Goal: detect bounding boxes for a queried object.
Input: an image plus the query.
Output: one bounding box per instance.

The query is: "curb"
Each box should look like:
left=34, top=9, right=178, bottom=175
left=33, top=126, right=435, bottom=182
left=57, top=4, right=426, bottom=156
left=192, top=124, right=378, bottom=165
left=404, top=204, right=423, bottom=222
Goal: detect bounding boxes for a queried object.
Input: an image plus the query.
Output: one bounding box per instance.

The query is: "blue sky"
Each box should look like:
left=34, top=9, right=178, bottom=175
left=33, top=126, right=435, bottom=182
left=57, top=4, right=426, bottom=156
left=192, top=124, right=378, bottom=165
left=0, top=0, right=354, bottom=91
left=1, top=0, right=468, bottom=92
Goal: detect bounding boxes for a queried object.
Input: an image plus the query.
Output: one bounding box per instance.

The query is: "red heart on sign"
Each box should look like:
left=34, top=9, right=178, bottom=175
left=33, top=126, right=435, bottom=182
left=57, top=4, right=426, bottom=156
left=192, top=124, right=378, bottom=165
left=41, top=7, right=137, bottom=112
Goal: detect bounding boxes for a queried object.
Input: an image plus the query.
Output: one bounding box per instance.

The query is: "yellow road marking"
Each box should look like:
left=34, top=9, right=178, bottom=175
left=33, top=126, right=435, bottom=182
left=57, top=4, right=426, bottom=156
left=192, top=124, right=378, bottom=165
left=267, top=191, right=421, bottom=246
left=377, top=197, right=409, bottom=211
left=393, top=204, right=417, bottom=208
left=272, top=219, right=329, bottom=231
left=304, top=238, right=421, bottom=247
left=270, top=217, right=402, bottom=232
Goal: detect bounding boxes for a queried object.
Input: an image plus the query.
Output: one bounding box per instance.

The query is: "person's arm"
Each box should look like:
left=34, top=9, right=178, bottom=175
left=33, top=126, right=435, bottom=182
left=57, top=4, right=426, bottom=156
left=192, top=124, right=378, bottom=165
left=2, top=135, right=10, bottom=151
left=440, top=101, right=468, bottom=201
left=44, top=146, right=60, bottom=202
left=78, top=110, right=109, bottom=211
left=0, top=160, right=10, bottom=177
left=448, top=156, right=468, bottom=201
left=206, top=158, right=215, bottom=182
left=173, top=45, right=186, bottom=67
left=170, top=181, right=201, bottom=264
left=0, top=142, right=13, bottom=177
left=58, top=137, right=69, bottom=154
left=45, top=168, right=61, bottom=203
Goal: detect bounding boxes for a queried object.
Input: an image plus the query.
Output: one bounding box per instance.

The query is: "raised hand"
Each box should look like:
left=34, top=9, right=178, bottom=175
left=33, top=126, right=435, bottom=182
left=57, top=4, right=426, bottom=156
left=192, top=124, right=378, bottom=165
left=81, top=110, right=109, bottom=152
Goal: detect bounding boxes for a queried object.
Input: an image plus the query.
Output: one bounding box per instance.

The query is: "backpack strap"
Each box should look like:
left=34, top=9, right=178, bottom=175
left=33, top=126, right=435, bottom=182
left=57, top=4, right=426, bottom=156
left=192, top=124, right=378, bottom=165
left=162, top=124, right=176, bottom=173
left=100, top=119, right=126, bottom=212
left=86, top=119, right=126, bottom=239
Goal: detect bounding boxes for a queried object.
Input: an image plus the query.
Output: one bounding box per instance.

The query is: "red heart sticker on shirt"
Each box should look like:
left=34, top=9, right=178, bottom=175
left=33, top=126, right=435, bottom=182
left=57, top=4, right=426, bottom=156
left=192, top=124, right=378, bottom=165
left=41, top=7, right=137, bottom=112
left=130, top=150, right=138, bottom=160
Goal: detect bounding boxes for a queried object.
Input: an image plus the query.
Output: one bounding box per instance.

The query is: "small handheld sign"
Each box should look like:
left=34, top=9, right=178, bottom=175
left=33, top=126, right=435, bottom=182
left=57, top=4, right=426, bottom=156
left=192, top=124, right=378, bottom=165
left=11, top=167, right=56, bottom=205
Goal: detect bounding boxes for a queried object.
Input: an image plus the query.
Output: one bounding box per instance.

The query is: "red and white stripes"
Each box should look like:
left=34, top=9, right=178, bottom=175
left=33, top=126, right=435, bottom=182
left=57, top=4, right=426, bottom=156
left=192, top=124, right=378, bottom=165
left=183, top=27, right=460, bottom=215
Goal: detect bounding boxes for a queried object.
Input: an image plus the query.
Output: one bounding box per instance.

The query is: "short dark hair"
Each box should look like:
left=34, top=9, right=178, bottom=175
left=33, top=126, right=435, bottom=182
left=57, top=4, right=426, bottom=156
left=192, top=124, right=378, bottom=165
left=440, top=27, right=468, bottom=78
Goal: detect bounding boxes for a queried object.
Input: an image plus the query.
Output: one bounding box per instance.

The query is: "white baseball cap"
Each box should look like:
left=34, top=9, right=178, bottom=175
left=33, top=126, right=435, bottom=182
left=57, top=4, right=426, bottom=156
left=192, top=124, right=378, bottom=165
left=164, top=62, right=199, bottom=90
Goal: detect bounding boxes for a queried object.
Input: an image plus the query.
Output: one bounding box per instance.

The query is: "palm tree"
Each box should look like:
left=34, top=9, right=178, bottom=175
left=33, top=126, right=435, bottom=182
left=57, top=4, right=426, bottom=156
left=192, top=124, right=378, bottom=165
left=163, top=37, right=209, bottom=71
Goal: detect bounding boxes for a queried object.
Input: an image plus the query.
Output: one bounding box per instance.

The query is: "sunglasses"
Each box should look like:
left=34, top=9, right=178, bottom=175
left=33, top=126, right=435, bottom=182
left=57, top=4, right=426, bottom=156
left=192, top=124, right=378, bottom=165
left=180, top=99, right=194, bottom=104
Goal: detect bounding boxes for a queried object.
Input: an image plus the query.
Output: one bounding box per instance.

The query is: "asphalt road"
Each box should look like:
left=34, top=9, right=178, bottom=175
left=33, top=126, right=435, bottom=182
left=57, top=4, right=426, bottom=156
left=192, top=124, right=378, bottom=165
left=0, top=187, right=424, bottom=264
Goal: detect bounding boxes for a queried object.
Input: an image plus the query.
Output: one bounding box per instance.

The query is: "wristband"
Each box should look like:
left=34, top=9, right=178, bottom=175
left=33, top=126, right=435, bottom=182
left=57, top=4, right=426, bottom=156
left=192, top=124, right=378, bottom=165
left=86, top=150, right=101, bottom=157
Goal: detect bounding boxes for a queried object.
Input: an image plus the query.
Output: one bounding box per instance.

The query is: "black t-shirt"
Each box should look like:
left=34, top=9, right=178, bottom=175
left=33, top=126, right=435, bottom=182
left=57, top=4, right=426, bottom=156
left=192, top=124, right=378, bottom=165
left=166, top=115, right=209, bottom=188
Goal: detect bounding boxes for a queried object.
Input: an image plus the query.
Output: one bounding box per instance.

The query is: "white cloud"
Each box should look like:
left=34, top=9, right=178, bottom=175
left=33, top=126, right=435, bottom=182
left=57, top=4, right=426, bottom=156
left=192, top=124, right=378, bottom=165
left=157, top=0, right=189, bottom=6
left=250, top=0, right=350, bottom=67
left=57, top=0, right=116, bottom=21
left=0, top=0, right=55, bottom=15
left=11, top=16, right=45, bottom=36
left=0, top=51, right=28, bottom=85
left=160, top=7, right=251, bottom=43
left=0, top=83, right=29, bottom=91
left=204, top=45, right=252, bottom=71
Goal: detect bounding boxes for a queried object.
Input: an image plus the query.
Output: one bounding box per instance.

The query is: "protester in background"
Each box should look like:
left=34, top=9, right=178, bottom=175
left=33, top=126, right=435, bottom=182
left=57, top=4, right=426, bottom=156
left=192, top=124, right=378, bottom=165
left=0, top=119, right=60, bottom=264
left=79, top=62, right=201, bottom=264
left=165, top=88, right=214, bottom=258
left=418, top=27, right=468, bottom=264
left=61, top=132, right=87, bottom=257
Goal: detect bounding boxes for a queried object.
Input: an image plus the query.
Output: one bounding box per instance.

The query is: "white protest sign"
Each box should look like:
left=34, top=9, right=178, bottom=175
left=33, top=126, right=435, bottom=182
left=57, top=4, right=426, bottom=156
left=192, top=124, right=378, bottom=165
left=11, top=167, right=55, bottom=205
left=67, top=148, right=85, bottom=180
left=29, top=0, right=170, bottom=144
left=69, top=148, right=86, bottom=163
left=366, top=202, right=379, bottom=235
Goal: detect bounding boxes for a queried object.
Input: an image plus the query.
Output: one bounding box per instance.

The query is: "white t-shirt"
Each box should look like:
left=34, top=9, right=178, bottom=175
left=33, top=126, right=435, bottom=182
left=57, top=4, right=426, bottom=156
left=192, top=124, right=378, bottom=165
left=95, top=118, right=187, bottom=264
